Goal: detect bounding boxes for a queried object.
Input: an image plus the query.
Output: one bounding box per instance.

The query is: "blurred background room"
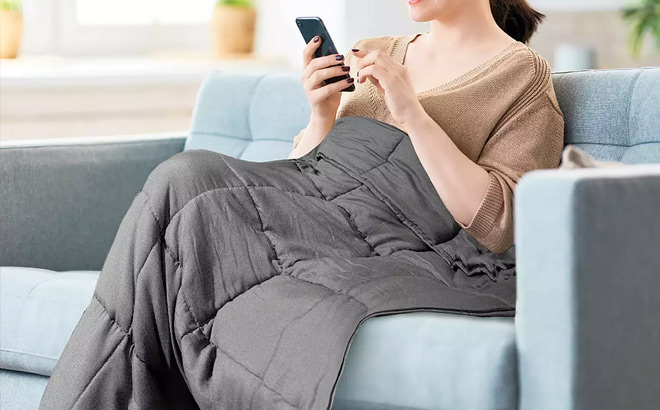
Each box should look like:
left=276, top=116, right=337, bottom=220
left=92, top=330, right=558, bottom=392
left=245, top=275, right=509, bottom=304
left=1, top=0, right=659, bottom=142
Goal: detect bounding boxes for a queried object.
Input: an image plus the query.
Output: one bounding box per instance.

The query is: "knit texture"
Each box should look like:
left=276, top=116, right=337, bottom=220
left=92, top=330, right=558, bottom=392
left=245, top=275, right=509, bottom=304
left=291, top=34, right=565, bottom=253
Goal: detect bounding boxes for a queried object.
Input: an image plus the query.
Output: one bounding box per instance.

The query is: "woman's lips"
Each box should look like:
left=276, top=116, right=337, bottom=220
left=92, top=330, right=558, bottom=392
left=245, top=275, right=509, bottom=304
left=408, top=0, right=422, bottom=4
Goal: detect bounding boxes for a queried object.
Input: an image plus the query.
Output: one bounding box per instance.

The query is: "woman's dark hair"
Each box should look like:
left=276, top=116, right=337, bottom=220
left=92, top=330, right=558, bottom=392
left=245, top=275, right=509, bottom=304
left=490, top=0, right=545, bottom=44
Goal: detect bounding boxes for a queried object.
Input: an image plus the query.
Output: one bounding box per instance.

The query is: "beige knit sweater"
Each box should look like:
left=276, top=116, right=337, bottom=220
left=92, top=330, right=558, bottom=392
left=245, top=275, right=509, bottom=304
left=291, top=34, right=565, bottom=253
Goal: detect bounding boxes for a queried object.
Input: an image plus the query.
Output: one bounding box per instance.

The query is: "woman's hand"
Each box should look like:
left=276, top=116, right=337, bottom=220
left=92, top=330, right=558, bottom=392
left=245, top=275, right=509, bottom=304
left=353, top=49, right=425, bottom=127
left=290, top=37, right=355, bottom=158
left=301, top=37, right=355, bottom=123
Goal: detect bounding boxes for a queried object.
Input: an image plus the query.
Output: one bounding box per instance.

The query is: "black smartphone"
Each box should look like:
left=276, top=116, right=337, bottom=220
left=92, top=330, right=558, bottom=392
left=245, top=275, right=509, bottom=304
left=296, top=16, right=355, bottom=92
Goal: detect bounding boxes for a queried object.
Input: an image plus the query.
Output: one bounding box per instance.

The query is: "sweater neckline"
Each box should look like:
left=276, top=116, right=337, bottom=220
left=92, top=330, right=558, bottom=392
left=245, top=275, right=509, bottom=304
left=393, top=33, right=526, bottom=97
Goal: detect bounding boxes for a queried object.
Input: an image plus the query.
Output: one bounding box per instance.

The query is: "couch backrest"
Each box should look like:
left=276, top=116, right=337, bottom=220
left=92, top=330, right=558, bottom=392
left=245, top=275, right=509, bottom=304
left=552, top=68, right=660, bottom=163
left=187, top=74, right=311, bottom=161
left=189, top=68, right=660, bottom=164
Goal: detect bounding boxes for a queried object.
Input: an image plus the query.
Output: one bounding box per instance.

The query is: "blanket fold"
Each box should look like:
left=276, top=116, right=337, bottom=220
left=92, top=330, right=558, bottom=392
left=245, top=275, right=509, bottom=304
left=40, top=116, right=515, bottom=410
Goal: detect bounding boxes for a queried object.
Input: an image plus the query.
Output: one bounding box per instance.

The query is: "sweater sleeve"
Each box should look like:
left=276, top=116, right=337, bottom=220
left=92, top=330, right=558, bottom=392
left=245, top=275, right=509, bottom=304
left=457, top=90, right=565, bottom=253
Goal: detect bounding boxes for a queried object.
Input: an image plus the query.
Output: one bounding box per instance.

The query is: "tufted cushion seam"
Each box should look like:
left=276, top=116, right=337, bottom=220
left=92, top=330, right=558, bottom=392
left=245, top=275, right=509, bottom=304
left=1, top=348, right=58, bottom=361
left=570, top=140, right=660, bottom=148
left=246, top=75, right=268, bottom=141
left=190, top=131, right=296, bottom=143
left=0, top=293, right=94, bottom=305
left=627, top=70, right=644, bottom=147
left=236, top=143, right=252, bottom=159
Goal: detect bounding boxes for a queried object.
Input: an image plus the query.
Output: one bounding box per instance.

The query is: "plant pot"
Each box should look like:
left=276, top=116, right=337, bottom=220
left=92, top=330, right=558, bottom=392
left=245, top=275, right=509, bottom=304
left=0, top=10, right=23, bottom=59
left=212, top=6, right=257, bottom=57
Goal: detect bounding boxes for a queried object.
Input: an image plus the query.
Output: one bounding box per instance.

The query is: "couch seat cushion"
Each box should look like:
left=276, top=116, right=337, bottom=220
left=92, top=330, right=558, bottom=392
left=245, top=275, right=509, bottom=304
left=0, top=267, right=98, bottom=376
left=0, top=369, right=50, bottom=410
left=1, top=267, right=516, bottom=410
left=334, top=312, right=516, bottom=410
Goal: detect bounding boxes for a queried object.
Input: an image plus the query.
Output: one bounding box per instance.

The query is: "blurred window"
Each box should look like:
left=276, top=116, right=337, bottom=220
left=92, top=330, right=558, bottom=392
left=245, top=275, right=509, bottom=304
left=20, top=0, right=216, bottom=55
left=75, top=0, right=215, bottom=26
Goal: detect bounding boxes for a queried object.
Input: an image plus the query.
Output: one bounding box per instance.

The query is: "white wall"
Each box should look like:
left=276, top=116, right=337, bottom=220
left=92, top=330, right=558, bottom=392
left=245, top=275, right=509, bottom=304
left=19, top=0, right=634, bottom=58
left=529, top=0, right=630, bottom=11
left=19, top=0, right=55, bottom=54
left=255, top=0, right=346, bottom=68
left=253, top=0, right=636, bottom=67
left=343, top=0, right=428, bottom=47
left=254, top=0, right=427, bottom=68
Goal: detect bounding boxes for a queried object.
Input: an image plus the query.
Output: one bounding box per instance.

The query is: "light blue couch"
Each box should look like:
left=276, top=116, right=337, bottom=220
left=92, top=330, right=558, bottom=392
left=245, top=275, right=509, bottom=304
left=2, top=68, right=660, bottom=410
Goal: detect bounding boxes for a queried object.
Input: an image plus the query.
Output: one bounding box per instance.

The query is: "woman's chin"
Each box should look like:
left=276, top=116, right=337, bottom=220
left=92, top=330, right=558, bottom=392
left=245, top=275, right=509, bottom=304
left=407, top=2, right=435, bottom=23
left=408, top=10, right=433, bottom=23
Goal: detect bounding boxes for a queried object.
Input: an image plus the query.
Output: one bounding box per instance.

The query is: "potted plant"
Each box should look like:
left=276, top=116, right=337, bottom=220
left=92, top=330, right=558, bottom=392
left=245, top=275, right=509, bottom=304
left=0, top=0, right=22, bottom=59
left=213, top=0, right=257, bottom=57
left=622, top=0, right=660, bottom=57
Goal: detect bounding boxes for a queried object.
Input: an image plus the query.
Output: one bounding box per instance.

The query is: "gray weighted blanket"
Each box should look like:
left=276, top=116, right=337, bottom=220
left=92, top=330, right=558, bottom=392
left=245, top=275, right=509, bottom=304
left=40, top=116, right=516, bottom=410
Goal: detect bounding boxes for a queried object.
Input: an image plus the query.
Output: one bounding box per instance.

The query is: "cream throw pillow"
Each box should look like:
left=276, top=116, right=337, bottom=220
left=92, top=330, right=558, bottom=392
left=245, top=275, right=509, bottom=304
left=559, top=145, right=626, bottom=169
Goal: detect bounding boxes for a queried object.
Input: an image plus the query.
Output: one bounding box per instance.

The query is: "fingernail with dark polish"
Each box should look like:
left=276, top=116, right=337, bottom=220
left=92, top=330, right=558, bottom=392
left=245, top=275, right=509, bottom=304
left=342, top=66, right=351, bottom=72
left=352, top=48, right=360, bottom=52
left=335, top=55, right=344, bottom=61
left=313, top=36, right=320, bottom=43
left=347, top=77, right=355, bottom=84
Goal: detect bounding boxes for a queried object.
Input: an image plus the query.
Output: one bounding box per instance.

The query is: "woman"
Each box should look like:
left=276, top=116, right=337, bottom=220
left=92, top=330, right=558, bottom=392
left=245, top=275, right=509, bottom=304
left=40, top=1, right=562, bottom=409
left=290, top=0, right=564, bottom=253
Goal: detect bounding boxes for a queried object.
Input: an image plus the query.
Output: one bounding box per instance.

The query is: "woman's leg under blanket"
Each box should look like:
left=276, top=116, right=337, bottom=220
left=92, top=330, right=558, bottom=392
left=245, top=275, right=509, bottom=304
left=39, top=149, right=371, bottom=410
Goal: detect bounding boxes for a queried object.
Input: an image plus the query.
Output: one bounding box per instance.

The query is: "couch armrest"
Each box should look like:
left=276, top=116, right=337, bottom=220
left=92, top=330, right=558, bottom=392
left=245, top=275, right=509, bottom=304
left=514, top=165, right=660, bottom=410
left=1, top=134, right=186, bottom=271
